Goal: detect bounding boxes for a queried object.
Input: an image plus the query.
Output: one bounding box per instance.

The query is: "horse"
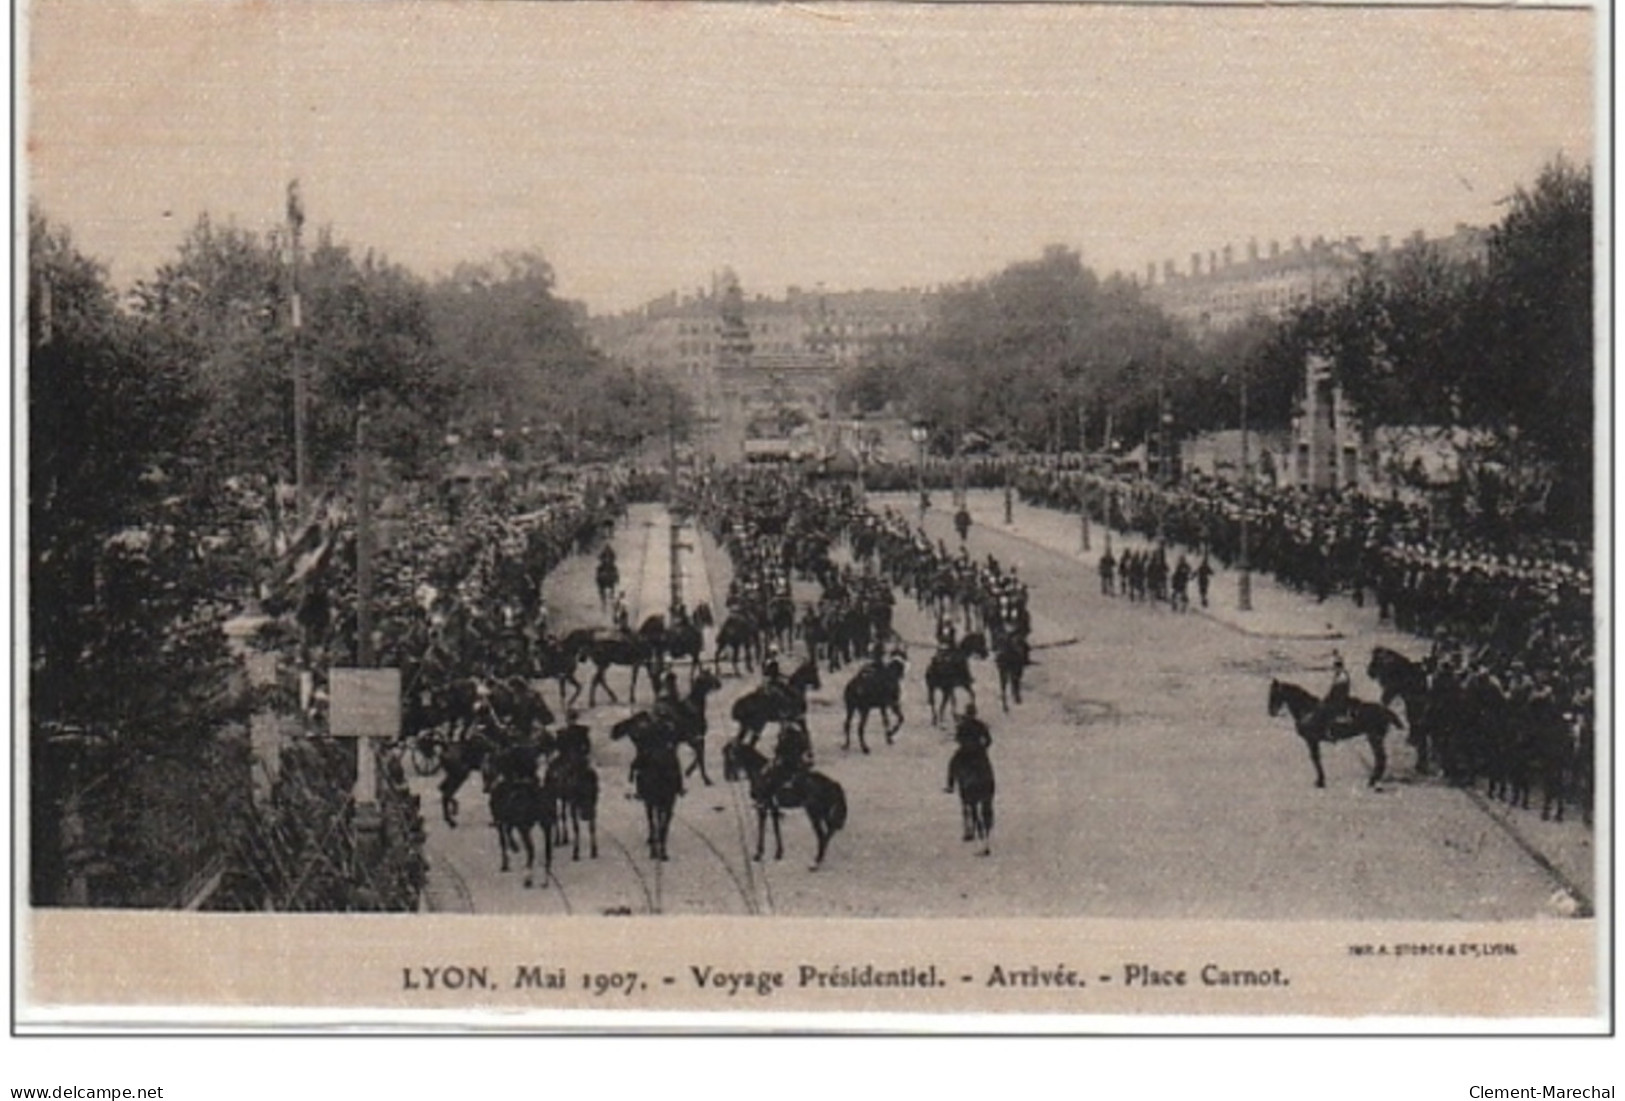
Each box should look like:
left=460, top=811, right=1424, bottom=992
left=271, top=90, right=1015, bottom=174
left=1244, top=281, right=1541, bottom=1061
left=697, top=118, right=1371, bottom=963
left=641, top=613, right=707, bottom=682
left=435, top=730, right=494, bottom=827
left=842, top=657, right=905, bottom=753
left=488, top=675, right=555, bottom=738
left=765, top=596, right=797, bottom=651
left=581, top=632, right=658, bottom=707
left=946, top=744, right=995, bottom=856
left=731, top=658, right=822, bottom=746
left=543, top=751, right=599, bottom=861
left=669, top=669, right=724, bottom=785
left=993, top=631, right=1032, bottom=712
left=1267, top=679, right=1405, bottom=788
left=481, top=759, right=559, bottom=889
left=926, top=632, right=988, bottom=726
left=595, top=557, right=620, bottom=612
left=609, top=711, right=683, bottom=861
left=1367, top=647, right=1435, bottom=773
left=713, top=611, right=761, bottom=676
left=722, top=742, right=847, bottom=870
left=532, top=634, right=584, bottom=707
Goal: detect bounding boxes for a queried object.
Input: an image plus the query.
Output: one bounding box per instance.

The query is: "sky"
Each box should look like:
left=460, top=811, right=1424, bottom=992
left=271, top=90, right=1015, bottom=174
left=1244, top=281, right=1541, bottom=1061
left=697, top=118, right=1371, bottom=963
left=23, top=1, right=1597, bottom=316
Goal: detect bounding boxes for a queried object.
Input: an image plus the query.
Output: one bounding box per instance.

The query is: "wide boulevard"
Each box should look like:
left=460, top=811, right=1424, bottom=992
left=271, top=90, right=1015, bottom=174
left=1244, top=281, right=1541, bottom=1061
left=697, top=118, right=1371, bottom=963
left=415, top=492, right=1594, bottom=920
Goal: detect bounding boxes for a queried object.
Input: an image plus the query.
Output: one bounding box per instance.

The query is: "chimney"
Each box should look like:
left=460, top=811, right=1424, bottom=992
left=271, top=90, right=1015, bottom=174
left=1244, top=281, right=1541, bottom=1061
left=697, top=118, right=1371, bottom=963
left=1147, top=262, right=1158, bottom=286
left=1164, top=260, right=1177, bottom=281
left=1292, top=236, right=1305, bottom=255
left=1209, top=249, right=1218, bottom=273
left=1270, top=239, right=1281, bottom=259
left=1411, top=228, right=1425, bottom=246
left=1378, top=236, right=1391, bottom=255
left=1247, top=238, right=1259, bottom=262
left=1222, top=244, right=1234, bottom=268
left=1191, top=253, right=1202, bottom=277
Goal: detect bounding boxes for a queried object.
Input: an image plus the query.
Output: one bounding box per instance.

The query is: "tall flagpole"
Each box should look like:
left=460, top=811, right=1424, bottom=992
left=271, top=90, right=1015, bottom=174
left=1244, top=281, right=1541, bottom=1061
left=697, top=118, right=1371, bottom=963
left=1238, top=365, right=1253, bottom=612
left=288, top=180, right=308, bottom=520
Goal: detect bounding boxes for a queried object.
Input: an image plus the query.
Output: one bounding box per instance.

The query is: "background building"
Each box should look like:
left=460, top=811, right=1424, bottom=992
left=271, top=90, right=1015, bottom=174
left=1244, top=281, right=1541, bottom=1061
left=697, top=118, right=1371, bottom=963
left=588, top=273, right=939, bottom=455
left=1143, top=225, right=1489, bottom=332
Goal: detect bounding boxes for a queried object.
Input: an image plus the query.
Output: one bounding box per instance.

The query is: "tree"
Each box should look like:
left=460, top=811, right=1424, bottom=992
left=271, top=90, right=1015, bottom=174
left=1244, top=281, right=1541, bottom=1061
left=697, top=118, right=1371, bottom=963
left=426, top=251, right=599, bottom=434
left=1470, top=157, right=1594, bottom=536
left=30, top=210, right=260, bottom=904
left=30, top=209, right=248, bottom=744
left=135, top=217, right=453, bottom=484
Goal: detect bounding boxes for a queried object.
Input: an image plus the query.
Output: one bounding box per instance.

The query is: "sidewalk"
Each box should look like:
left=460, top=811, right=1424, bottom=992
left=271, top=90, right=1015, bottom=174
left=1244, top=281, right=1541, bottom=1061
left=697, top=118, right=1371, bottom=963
left=917, top=489, right=1391, bottom=642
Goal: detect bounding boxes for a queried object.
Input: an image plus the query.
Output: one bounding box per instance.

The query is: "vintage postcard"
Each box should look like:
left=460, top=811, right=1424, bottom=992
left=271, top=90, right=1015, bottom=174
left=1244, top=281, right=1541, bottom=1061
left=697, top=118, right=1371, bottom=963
left=15, top=0, right=1606, bottom=1035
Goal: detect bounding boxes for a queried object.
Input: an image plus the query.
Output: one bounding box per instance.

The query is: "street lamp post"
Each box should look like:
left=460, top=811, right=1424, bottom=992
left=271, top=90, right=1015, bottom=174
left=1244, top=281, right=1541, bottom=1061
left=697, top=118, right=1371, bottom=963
left=911, top=425, right=929, bottom=522
left=356, top=401, right=374, bottom=667
left=1238, top=366, right=1253, bottom=612
left=952, top=419, right=965, bottom=509
left=1078, top=399, right=1090, bottom=553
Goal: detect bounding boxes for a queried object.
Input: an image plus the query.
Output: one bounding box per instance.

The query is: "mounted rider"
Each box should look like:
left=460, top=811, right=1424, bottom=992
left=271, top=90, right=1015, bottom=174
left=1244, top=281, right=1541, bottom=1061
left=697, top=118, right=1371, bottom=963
left=556, top=708, right=591, bottom=762
left=770, top=716, right=815, bottom=786
left=1317, top=649, right=1353, bottom=732
left=945, top=703, right=992, bottom=793
left=759, top=645, right=789, bottom=708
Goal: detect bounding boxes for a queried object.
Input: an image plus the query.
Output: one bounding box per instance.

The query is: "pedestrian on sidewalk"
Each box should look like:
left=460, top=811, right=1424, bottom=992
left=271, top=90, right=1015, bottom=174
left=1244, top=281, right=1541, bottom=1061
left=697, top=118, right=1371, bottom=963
left=1196, top=553, right=1213, bottom=608
left=1171, top=555, right=1191, bottom=612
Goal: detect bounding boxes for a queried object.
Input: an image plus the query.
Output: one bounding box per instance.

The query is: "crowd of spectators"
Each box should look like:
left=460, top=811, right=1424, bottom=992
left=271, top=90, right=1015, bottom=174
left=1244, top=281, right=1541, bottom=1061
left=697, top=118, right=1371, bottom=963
left=1010, top=463, right=1594, bottom=748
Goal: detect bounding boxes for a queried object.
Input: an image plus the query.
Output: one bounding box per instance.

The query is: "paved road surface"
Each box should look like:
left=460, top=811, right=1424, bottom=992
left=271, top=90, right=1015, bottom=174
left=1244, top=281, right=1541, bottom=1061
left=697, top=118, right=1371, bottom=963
left=416, top=495, right=1593, bottom=921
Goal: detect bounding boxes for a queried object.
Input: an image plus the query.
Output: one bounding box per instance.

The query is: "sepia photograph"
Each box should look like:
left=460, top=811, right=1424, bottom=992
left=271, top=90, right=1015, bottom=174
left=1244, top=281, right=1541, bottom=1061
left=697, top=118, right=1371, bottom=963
left=14, top=0, right=1607, bottom=1037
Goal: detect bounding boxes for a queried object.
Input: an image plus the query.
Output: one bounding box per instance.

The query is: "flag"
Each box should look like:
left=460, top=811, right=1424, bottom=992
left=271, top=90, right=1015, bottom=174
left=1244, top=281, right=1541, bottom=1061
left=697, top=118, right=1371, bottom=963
left=275, top=492, right=338, bottom=592
left=286, top=527, right=336, bottom=590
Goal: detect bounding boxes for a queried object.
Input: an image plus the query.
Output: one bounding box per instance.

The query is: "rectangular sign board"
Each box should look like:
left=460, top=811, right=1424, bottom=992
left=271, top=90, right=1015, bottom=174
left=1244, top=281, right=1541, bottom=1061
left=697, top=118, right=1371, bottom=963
left=327, top=667, right=401, bottom=739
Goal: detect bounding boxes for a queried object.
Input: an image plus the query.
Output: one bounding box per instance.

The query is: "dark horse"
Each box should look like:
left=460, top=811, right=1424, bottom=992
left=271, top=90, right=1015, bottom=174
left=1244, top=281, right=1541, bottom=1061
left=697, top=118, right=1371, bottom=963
left=926, top=632, right=988, bottom=726
left=435, top=730, right=493, bottom=828
left=1367, top=646, right=1435, bottom=774
left=578, top=630, right=658, bottom=707
left=713, top=611, right=761, bottom=676
left=722, top=742, right=847, bottom=869
left=842, top=657, right=906, bottom=753
left=543, top=750, right=599, bottom=861
left=532, top=633, right=585, bottom=708
left=639, top=613, right=708, bottom=682
left=946, top=744, right=995, bottom=856
left=665, top=669, right=724, bottom=785
left=609, top=711, right=683, bottom=861
left=731, top=658, right=821, bottom=746
left=992, top=631, right=1032, bottom=712
left=1268, top=679, right=1405, bottom=788
left=486, top=755, right=559, bottom=888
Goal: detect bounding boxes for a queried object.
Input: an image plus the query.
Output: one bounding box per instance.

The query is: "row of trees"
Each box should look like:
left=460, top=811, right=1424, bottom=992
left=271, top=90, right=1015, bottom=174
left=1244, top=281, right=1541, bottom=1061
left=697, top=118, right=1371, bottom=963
left=1292, top=158, right=1593, bottom=536
left=838, top=158, right=1593, bottom=539
left=28, top=204, right=692, bottom=905
left=32, top=204, right=689, bottom=748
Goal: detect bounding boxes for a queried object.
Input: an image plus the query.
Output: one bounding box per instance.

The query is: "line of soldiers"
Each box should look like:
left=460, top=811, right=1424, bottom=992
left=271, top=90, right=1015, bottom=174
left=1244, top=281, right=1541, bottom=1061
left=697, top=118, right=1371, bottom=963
left=1097, top=544, right=1211, bottom=612
left=1017, top=465, right=1593, bottom=733
left=852, top=507, right=1032, bottom=641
